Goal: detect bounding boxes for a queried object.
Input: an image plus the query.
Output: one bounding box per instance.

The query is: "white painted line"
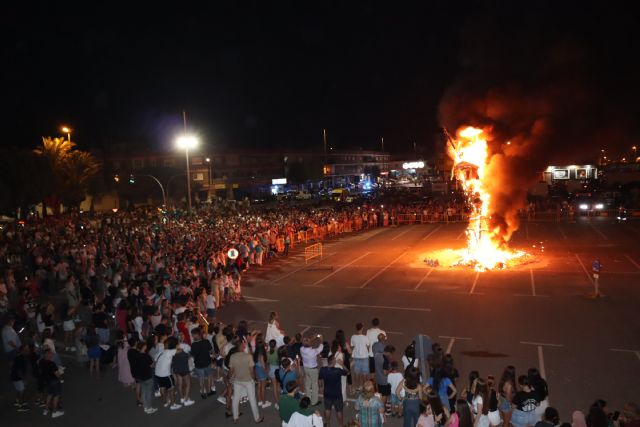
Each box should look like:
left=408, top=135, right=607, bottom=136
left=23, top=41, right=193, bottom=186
left=556, top=223, right=568, bottom=240
left=313, top=303, right=431, bottom=312
left=589, top=223, right=607, bottom=240
left=439, top=335, right=472, bottom=340
left=625, top=254, right=640, bottom=271
left=243, top=296, right=280, bottom=303
left=574, top=253, right=594, bottom=284
left=530, top=269, right=536, bottom=296
left=440, top=335, right=472, bottom=354
left=469, top=271, right=480, bottom=294
left=271, top=252, right=336, bottom=283
left=298, top=324, right=332, bottom=329
left=414, top=268, right=434, bottom=290
left=520, top=341, right=564, bottom=347
left=391, top=226, right=415, bottom=241
left=513, top=294, right=550, bottom=298
left=446, top=338, right=455, bottom=354
left=311, top=252, right=371, bottom=286
left=360, top=251, right=407, bottom=288
left=537, top=346, right=547, bottom=383
left=422, top=225, right=443, bottom=241
left=456, top=230, right=466, bottom=240
left=300, top=326, right=311, bottom=335
left=385, top=331, right=404, bottom=336
left=610, top=348, right=640, bottom=361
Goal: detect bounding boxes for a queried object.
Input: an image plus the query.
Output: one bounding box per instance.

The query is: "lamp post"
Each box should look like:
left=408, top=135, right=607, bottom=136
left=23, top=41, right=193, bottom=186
left=61, top=126, right=72, bottom=143
left=176, top=135, right=198, bottom=213
left=205, top=157, right=211, bottom=187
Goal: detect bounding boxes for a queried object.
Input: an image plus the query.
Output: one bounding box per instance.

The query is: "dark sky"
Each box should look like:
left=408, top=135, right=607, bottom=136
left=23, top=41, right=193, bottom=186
left=2, top=1, right=639, bottom=156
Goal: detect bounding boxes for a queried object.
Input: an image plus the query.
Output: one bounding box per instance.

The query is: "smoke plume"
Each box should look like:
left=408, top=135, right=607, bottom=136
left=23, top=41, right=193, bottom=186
left=438, top=5, right=638, bottom=244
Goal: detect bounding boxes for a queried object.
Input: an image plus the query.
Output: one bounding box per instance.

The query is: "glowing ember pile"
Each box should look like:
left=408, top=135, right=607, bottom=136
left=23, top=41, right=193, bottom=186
left=447, top=126, right=526, bottom=271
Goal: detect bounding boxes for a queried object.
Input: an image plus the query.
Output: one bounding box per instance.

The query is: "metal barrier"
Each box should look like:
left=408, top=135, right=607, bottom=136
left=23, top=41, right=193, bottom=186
left=304, top=243, right=323, bottom=264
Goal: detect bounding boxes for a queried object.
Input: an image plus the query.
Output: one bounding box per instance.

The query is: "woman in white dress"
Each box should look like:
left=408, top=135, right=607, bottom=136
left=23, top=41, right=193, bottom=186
left=265, top=311, right=285, bottom=347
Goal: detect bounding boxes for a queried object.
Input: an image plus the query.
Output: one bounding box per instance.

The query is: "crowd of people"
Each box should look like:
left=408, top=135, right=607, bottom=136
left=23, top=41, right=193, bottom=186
left=1, top=202, right=638, bottom=426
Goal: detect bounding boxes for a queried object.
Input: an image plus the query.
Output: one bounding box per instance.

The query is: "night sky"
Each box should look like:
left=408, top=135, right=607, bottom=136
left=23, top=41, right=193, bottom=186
left=2, top=2, right=639, bottom=156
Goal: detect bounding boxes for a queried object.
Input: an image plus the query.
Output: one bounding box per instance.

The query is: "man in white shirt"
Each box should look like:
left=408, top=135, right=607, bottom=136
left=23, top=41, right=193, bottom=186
left=300, top=335, right=323, bottom=406
left=2, top=317, right=21, bottom=362
left=349, top=322, right=369, bottom=391
left=365, top=318, right=385, bottom=377
left=154, top=336, right=180, bottom=410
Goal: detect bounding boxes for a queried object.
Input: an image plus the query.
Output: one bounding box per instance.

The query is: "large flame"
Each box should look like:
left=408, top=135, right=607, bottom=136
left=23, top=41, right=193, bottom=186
left=448, top=126, right=524, bottom=271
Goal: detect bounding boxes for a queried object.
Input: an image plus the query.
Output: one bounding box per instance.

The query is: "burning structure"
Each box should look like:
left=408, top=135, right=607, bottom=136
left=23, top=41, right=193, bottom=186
left=446, top=126, right=525, bottom=271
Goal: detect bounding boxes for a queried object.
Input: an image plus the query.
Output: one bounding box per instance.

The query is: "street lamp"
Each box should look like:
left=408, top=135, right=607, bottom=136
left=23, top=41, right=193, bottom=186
left=176, top=135, right=198, bottom=213
left=61, top=126, right=72, bottom=143
left=205, top=157, right=211, bottom=188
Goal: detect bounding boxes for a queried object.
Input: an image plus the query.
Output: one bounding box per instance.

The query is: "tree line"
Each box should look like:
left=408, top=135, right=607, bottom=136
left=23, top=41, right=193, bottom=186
left=0, top=137, right=101, bottom=218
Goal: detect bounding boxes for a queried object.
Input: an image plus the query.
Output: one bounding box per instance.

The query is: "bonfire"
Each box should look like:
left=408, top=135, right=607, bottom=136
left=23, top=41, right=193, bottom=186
left=447, top=126, right=526, bottom=271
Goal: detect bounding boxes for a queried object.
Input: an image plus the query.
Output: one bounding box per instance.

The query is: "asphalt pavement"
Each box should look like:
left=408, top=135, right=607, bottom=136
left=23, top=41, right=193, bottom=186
left=3, top=216, right=640, bottom=426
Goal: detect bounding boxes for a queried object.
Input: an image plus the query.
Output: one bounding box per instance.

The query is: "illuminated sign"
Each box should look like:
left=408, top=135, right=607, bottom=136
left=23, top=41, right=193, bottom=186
left=553, top=169, right=569, bottom=179
left=402, top=161, right=425, bottom=170
left=271, top=178, right=287, bottom=185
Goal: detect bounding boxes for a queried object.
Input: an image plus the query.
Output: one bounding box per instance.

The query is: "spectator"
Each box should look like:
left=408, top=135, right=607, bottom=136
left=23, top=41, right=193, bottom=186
left=229, top=339, right=264, bottom=423
left=300, top=334, right=324, bottom=406
left=10, top=344, right=31, bottom=412
left=498, top=366, right=517, bottom=427
left=350, top=322, right=369, bottom=392
left=355, top=380, right=385, bottom=426
left=396, top=366, right=422, bottom=427
left=129, top=340, right=157, bottom=414
left=2, top=316, right=21, bottom=362
left=365, top=318, right=385, bottom=376
left=512, top=375, right=540, bottom=427
left=319, top=354, right=347, bottom=427
left=39, top=348, right=64, bottom=418
left=155, top=336, right=180, bottom=410
left=536, top=407, right=561, bottom=427
left=191, top=327, right=216, bottom=399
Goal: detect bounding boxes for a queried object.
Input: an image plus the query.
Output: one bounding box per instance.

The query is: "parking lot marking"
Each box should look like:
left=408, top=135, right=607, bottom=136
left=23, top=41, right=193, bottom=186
left=556, top=224, right=568, bottom=239
left=520, top=341, right=564, bottom=347
left=422, top=225, right=443, bottom=241
left=313, top=303, right=431, bottom=312
left=298, top=324, right=332, bottom=331
left=271, top=252, right=336, bottom=283
left=530, top=268, right=536, bottom=296
left=469, top=271, right=480, bottom=294
left=625, top=254, right=640, bottom=271
left=574, top=253, right=594, bottom=284
left=310, top=252, right=370, bottom=286
left=456, top=230, right=465, bottom=240
left=414, top=268, right=435, bottom=290
left=610, top=348, right=640, bottom=361
left=537, top=346, right=547, bottom=389
left=360, top=251, right=408, bottom=288
left=439, top=336, right=472, bottom=354
left=392, top=226, right=416, bottom=241
left=589, top=223, right=607, bottom=240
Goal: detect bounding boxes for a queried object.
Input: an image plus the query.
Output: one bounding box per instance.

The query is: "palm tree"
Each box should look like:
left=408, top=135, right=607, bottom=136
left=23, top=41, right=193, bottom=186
left=34, top=136, right=100, bottom=214
left=34, top=137, right=74, bottom=215
left=58, top=150, right=101, bottom=210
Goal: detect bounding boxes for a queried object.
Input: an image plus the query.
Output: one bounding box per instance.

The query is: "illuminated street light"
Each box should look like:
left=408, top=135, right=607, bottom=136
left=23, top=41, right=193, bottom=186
left=61, top=126, right=72, bottom=142
left=175, top=135, right=199, bottom=213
